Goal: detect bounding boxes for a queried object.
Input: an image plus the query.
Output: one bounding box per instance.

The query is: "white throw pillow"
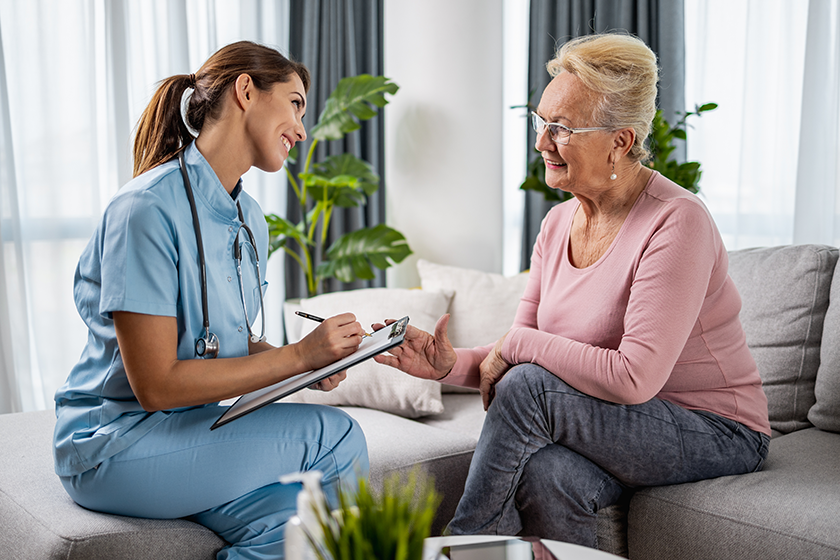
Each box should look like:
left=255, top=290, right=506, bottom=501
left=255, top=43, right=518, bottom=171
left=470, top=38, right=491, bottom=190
left=281, top=288, right=453, bottom=418
left=417, top=260, right=530, bottom=395
left=417, top=259, right=530, bottom=349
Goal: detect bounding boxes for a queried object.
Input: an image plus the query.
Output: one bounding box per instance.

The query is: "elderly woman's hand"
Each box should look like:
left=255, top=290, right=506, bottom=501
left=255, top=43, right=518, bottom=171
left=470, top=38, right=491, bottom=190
left=479, top=332, right=511, bottom=410
left=373, top=314, right=457, bottom=381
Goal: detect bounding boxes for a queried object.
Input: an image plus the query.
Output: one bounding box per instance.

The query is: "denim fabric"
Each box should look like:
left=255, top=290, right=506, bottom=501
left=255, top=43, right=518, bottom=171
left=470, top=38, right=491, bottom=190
left=447, top=364, right=770, bottom=548
left=60, top=403, right=369, bottom=560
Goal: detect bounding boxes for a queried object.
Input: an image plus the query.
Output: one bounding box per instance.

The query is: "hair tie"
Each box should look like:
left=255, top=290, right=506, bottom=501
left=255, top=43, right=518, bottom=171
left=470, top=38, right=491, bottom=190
left=189, top=73, right=197, bottom=88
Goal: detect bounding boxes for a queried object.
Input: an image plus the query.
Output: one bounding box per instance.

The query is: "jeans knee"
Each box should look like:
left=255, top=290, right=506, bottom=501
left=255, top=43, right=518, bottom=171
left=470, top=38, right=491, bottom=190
left=495, top=363, right=566, bottom=404
left=495, top=364, right=534, bottom=398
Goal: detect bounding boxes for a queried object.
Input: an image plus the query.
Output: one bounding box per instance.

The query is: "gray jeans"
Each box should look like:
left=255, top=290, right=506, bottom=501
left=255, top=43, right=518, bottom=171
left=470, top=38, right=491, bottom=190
left=447, top=363, right=770, bottom=548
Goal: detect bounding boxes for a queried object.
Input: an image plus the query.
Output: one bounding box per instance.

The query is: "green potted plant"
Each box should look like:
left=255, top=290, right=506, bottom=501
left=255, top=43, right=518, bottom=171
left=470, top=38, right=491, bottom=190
left=646, top=102, right=718, bottom=193
left=265, top=74, right=412, bottom=297
left=519, top=102, right=718, bottom=199
left=306, top=469, right=441, bottom=560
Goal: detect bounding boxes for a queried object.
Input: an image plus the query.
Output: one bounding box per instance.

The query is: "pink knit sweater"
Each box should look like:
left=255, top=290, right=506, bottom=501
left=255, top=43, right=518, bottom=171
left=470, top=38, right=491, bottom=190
left=447, top=172, right=771, bottom=436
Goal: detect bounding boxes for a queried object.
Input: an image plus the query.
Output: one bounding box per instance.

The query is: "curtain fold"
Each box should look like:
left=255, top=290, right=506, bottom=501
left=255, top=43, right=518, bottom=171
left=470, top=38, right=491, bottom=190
left=683, top=0, right=810, bottom=249
left=793, top=0, right=840, bottom=245
left=521, top=0, right=685, bottom=270
left=0, top=19, right=36, bottom=413
left=0, top=0, right=291, bottom=412
left=285, top=0, right=386, bottom=298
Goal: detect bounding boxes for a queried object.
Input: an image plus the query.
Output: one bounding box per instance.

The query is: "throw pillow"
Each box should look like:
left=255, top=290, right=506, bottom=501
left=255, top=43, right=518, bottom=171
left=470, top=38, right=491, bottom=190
left=281, top=288, right=453, bottom=418
left=417, top=259, right=530, bottom=393
left=809, top=249, right=840, bottom=432
left=417, top=259, right=529, bottom=348
left=728, top=245, right=838, bottom=434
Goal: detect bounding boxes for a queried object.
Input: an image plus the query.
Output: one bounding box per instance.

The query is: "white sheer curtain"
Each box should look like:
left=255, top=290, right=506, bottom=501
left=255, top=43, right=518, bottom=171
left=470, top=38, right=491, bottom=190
left=0, top=0, right=291, bottom=413
left=685, top=0, right=840, bottom=250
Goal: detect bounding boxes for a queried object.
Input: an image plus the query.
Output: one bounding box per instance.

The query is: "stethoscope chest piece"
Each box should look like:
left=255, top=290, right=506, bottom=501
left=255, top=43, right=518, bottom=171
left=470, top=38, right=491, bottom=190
left=195, top=331, right=219, bottom=359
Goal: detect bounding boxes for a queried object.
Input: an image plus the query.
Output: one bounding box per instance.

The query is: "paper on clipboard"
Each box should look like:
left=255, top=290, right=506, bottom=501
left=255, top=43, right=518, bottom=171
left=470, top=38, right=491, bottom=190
left=211, top=316, right=410, bottom=430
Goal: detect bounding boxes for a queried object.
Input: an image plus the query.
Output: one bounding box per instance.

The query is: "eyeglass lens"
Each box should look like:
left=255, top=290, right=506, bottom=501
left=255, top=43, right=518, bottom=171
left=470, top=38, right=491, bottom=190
left=531, top=113, right=570, bottom=143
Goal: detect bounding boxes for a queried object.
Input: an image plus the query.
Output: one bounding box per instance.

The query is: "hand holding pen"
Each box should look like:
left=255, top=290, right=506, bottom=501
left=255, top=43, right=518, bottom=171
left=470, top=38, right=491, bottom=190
left=296, top=311, right=373, bottom=337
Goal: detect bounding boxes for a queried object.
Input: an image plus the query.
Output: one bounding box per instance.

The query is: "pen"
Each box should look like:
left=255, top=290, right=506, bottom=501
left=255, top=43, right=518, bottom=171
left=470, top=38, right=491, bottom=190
left=295, top=311, right=372, bottom=337
left=295, top=311, right=326, bottom=323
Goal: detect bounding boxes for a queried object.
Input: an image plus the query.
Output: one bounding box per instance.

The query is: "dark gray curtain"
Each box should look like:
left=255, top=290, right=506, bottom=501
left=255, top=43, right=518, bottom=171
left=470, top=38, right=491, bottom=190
left=286, top=0, right=386, bottom=298
left=521, top=0, right=685, bottom=271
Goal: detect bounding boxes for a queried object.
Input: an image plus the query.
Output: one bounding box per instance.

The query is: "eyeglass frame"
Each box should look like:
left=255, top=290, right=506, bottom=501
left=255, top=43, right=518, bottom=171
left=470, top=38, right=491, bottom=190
left=531, top=111, right=610, bottom=145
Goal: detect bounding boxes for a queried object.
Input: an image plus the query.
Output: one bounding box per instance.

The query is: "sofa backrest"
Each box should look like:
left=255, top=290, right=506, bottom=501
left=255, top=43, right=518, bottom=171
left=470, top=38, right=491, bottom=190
left=727, top=245, right=839, bottom=434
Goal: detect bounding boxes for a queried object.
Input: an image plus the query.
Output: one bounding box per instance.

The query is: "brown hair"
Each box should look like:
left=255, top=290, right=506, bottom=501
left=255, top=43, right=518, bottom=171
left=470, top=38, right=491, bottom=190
left=132, top=41, right=310, bottom=177
left=547, top=33, right=658, bottom=162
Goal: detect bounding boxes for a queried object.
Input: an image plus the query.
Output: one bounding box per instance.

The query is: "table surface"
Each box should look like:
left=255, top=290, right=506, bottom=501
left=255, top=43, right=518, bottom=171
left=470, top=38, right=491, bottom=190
left=422, top=535, right=622, bottom=560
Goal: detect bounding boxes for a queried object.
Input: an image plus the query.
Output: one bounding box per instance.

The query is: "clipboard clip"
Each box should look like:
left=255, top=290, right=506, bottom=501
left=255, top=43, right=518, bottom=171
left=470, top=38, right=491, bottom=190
left=388, top=316, right=409, bottom=339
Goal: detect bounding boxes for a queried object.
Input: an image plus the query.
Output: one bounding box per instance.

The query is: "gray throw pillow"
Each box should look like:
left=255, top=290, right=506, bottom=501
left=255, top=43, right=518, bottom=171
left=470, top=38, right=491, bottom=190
left=728, top=245, right=838, bottom=434
left=808, top=255, right=840, bottom=432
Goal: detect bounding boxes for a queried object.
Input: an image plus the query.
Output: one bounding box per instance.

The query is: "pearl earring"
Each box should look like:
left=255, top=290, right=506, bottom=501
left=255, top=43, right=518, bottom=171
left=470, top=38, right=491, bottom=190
left=610, top=162, right=617, bottom=181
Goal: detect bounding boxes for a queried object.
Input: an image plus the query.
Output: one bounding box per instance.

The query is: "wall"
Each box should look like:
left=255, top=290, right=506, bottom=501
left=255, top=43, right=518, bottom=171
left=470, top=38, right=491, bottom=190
left=383, top=0, right=504, bottom=288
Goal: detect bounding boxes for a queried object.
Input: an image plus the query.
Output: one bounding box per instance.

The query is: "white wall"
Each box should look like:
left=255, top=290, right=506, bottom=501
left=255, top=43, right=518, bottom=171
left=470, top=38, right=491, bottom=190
left=384, top=0, right=504, bottom=288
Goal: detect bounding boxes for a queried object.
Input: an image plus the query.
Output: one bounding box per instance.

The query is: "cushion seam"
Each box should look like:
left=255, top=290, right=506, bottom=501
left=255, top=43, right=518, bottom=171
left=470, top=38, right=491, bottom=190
left=794, top=247, right=828, bottom=422
left=387, top=449, right=475, bottom=472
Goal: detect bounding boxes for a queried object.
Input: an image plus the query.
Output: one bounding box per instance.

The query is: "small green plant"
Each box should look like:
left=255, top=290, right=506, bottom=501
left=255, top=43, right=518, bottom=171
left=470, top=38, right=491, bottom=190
left=647, top=102, right=718, bottom=193
left=307, top=469, right=441, bottom=560
left=265, top=74, right=412, bottom=296
left=518, top=102, right=718, bottom=199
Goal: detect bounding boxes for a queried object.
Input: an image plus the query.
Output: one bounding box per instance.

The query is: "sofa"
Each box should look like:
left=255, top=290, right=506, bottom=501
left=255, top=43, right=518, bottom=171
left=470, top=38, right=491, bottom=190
left=2, top=244, right=839, bottom=559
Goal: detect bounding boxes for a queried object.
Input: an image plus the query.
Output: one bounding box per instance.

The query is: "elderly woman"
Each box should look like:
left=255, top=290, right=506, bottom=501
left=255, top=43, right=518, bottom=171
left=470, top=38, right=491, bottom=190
left=375, top=33, right=770, bottom=548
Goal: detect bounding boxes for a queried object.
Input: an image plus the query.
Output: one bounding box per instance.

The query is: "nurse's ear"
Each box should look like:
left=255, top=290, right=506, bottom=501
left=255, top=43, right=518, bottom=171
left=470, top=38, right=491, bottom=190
left=232, top=74, right=254, bottom=111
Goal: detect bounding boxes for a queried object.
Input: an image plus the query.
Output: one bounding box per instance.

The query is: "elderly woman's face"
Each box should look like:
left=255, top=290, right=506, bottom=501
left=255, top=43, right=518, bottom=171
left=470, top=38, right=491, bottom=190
left=534, top=71, right=614, bottom=193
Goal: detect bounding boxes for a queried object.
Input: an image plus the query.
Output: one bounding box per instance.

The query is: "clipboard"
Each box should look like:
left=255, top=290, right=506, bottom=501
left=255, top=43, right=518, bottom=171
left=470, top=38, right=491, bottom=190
left=211, top=316, right=410, bottom=430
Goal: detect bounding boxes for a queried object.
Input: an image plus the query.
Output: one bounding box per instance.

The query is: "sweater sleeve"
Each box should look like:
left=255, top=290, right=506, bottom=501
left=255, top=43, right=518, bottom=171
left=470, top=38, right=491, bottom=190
left=501, top=200, right=721, bottom=405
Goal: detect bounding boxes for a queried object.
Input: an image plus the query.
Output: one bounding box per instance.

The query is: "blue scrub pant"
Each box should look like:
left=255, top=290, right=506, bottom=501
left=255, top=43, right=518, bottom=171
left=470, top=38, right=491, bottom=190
left=60, top=403, right=369, bottom=560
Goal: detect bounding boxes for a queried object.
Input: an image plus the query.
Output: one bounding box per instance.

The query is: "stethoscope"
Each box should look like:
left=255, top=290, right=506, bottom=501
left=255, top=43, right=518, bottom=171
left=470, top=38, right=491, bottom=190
left=178, top=152, right=266, bottom=358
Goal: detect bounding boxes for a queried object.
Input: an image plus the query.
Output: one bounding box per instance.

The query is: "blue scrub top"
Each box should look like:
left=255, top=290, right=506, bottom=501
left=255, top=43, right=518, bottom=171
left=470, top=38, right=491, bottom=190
left=54, top=142, right=269, bottom=477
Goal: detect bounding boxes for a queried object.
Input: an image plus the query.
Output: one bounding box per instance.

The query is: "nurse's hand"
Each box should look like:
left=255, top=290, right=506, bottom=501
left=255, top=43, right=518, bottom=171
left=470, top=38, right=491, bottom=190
left=294, top=313, right=364, bottom=371
left=310, top=370, right=347, bottom=391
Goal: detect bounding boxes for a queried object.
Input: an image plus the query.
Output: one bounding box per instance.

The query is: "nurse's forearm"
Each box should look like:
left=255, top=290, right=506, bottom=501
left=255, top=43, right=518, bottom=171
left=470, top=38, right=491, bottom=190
left=112, top=311, right=357, bottom=411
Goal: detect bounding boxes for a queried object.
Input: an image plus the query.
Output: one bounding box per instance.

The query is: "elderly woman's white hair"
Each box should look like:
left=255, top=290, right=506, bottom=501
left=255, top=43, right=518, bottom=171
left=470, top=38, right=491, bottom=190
left=547, top=33, right=659, bottom=162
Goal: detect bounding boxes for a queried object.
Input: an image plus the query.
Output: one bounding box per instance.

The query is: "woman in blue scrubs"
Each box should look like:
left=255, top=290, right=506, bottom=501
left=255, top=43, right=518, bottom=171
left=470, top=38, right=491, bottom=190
left=53, top=41, right=369, bottom=559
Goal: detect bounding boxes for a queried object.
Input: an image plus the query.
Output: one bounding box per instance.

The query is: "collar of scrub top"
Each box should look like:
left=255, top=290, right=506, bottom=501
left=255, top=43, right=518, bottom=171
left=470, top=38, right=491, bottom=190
left=179, top=145, right=267, bottom=358
left=181, top=142, right=245, bottom=220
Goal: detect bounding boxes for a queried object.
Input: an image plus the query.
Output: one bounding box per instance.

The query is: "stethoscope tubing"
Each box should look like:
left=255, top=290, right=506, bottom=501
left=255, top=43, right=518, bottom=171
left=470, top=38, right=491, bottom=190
left=178, top=151, right=266, bottom=358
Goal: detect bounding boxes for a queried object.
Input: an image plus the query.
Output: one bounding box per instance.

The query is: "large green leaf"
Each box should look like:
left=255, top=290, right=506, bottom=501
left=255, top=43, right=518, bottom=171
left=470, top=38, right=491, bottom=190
left=310, top=75, right=399, bottom=141
left=317, top=224, right=412, bottom=283
left=301, top=153, right=380, bottom=207
left=265, top=214, right=307, bottom=257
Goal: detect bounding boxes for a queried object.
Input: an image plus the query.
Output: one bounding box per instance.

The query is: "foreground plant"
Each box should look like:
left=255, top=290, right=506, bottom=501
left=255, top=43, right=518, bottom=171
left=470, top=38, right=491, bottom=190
left=307, top=469, right=441, bottom=560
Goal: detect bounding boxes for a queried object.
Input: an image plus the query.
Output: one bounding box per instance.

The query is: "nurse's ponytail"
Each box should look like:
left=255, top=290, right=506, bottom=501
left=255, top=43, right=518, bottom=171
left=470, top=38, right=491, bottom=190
left=132, top=41, right=310, bottom=177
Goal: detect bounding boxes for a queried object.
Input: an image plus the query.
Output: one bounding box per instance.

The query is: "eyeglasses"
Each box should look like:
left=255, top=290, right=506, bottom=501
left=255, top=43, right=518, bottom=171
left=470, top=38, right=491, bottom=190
left=531, top=112, right=609, bottom=145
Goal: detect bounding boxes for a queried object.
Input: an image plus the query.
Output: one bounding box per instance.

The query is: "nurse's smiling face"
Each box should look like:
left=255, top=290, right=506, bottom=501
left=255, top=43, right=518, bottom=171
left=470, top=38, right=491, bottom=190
left=244, top=73, right=307, bottom=173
